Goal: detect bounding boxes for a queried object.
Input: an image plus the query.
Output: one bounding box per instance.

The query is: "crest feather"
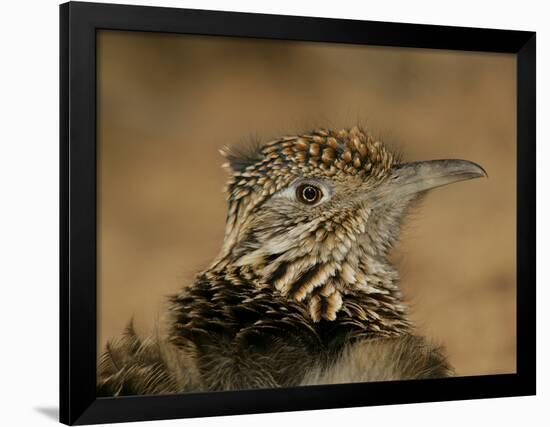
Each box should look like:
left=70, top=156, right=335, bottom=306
left=219, top=140, right=264, bottom=173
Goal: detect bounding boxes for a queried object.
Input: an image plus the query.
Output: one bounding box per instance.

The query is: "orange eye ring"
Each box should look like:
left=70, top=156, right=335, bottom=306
left=296, top=184, right=322, bottom=205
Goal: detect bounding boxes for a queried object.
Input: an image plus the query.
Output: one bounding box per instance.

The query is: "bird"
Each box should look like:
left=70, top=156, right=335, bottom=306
left=97, top=126, right=486, bottom=396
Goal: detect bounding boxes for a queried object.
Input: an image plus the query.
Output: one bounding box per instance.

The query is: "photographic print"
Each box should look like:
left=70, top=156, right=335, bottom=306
left=95, top=30, right=516, bottom=396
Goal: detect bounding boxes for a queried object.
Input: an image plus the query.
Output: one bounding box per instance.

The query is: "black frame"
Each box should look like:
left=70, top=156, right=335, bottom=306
left=60, top=1, right=536, bottom=425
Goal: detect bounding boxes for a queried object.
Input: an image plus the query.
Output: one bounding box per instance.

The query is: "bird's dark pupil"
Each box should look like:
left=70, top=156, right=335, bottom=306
left=303, top=186, right=317, bottom=202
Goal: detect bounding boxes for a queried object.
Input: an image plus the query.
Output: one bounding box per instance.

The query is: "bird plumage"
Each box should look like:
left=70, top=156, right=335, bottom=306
left=98, top=126, right=484, bottom=396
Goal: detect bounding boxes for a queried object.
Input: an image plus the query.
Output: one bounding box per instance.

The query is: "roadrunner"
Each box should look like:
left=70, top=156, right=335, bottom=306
left=97, top=126, right=486, bottom=396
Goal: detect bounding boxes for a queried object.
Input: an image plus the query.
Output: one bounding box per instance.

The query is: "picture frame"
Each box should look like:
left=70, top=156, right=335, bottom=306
left=60, top=1, right=536, bottom=425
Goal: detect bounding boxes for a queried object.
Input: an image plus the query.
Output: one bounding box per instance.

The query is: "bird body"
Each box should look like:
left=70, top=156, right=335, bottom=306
left=98, top=126, right=484, bottom=396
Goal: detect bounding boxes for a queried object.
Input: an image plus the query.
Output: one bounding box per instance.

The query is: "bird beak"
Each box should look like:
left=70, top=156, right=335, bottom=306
left=372, top=159, right=487, bottom=204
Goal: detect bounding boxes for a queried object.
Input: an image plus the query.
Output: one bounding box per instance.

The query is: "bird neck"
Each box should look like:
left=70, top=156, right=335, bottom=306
left=208, top=246, right=411, bottom=335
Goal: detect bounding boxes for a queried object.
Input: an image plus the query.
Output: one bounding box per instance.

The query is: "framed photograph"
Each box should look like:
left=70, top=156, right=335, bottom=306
left=60, top=1, right=536, bottom=425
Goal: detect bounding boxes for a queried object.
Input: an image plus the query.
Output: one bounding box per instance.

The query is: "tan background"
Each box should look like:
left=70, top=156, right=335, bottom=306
left=97, top=30, right=516, bottom=376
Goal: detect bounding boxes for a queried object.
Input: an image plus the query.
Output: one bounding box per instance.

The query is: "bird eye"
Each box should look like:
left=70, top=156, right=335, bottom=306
left=296, top=184, right=322, bottom=205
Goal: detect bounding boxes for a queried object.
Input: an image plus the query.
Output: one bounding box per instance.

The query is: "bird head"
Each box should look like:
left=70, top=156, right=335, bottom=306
left=215, top=127, right=486, bottom=322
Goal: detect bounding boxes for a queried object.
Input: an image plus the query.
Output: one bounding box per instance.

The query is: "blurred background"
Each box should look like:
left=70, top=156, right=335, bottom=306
left=97, top=30, right=516, bottom=376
